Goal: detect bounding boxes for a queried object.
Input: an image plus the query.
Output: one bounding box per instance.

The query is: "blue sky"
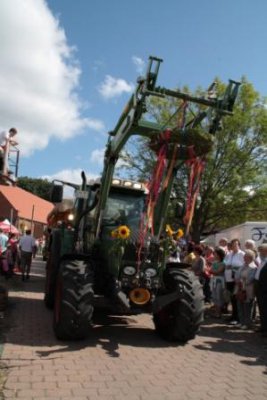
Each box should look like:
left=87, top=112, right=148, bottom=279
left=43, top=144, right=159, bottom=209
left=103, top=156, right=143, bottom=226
left=1, top=0, right=267, bottom=184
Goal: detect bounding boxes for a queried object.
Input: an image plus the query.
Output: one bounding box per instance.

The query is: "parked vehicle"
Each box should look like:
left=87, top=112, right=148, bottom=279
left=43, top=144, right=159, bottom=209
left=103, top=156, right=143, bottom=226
left=204, top=221, right=267, bottom=248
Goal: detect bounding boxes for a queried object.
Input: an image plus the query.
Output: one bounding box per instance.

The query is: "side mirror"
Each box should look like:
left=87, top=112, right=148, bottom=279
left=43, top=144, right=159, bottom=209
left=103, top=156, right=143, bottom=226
left=50, top=184, right=63, bottom=203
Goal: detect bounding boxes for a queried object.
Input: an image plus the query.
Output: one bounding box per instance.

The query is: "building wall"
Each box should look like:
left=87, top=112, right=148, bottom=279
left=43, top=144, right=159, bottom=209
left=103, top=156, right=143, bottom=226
left=0, top=193, right=18, bottom=225
left=17, top=218, right=45, bottom=238
left=0, top=194, right=46, bottom=238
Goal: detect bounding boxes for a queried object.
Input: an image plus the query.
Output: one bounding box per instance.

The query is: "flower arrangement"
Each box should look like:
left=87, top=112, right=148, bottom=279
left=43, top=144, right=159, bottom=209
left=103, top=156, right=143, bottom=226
left=166, top=224, right=184, bottom=240
left=109, top=225, right=131, bottom=259
left=162, top=224, right=184, bottom=259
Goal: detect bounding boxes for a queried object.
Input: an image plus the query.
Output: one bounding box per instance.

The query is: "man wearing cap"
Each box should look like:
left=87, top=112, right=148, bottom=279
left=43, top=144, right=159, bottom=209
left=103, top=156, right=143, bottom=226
left=254, top=243, right=267, bottom=336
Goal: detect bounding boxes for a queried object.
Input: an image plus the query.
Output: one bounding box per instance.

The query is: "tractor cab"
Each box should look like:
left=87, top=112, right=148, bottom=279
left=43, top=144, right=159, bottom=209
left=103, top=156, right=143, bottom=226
left=101, top=180, right=146, bottom=231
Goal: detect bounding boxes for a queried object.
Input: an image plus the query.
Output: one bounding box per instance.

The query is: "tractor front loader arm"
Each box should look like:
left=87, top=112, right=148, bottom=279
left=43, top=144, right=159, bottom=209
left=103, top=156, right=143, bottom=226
left=94, top=56, right=240, bottom=239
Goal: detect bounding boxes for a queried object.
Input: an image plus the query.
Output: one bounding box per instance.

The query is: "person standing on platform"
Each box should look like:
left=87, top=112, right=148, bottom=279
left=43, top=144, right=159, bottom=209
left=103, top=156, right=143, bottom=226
left=0, top=128, right=18, bottom=173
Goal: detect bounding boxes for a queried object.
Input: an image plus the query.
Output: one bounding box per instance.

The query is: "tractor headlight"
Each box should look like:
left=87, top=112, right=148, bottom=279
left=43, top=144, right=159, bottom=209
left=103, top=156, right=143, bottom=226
left=145, top=268, right=157, bottom=277
left=68, top=213, right=74, bottom=221
left=123, top=266, right=136, bottom=276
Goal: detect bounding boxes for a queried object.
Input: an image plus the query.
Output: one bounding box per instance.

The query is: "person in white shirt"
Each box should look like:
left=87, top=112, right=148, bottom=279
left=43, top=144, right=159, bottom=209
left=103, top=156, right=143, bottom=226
left=235, top=250, right=257, bottom=329
left=0, top=128, right=18, bottom=173
left=224, top=238, right=245, bottom=324
left=19, top=229, right=36, bottom=281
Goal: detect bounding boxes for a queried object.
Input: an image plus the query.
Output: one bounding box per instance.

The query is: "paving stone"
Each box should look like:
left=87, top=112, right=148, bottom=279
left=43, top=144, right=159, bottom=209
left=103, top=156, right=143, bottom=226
left=1, top=257, right=267, bottom=399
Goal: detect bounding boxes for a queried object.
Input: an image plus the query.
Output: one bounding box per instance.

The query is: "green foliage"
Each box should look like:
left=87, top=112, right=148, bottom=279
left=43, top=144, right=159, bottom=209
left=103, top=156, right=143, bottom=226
left=17, top=177, right=53, bottom=201
left=119, top=79, right=267, bottom=241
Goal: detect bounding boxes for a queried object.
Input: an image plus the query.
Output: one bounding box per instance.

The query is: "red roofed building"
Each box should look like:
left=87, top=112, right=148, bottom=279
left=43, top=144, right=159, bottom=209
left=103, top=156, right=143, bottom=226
left=0, top=185, right=54, bottom=238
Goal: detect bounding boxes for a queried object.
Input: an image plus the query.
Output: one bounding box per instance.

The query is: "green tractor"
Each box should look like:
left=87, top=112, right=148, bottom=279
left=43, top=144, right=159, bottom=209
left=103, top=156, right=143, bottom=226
left=45, top=56, right=240, bottom=342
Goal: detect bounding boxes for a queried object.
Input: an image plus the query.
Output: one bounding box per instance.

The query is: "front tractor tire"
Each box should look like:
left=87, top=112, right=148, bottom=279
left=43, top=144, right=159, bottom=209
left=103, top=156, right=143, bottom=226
left=153, top=268, right=204, bottom=343
left=53, top=257, right=94, bottom=340
left=44, top=230, right=61, bottom=309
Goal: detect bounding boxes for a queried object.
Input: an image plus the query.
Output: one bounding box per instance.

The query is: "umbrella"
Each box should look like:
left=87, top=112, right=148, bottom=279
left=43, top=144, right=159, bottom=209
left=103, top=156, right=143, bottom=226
left=0, top=219, right=19, bottom=235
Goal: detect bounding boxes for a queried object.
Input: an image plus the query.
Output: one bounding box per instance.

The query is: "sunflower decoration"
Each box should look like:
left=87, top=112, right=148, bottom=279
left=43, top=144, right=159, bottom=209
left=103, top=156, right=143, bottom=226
left=162, top=224, right=184, bottom=258
left=118, top=225, right=131, bottom=239
left=176, top=228, right=184, bottom=240
left=111, top=225, right=131, bottom=240
left=166, top=224, right=184, bottom=240
left=111, top=229, right=118, bottom=239
left=110, top=225, right=131, bottom=258
left=166, top=224, right=175, bottom=237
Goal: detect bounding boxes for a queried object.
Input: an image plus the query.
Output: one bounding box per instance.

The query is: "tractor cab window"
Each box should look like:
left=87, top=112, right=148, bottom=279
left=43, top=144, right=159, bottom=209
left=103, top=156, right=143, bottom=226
left=102, top=192, right=145, bottom=228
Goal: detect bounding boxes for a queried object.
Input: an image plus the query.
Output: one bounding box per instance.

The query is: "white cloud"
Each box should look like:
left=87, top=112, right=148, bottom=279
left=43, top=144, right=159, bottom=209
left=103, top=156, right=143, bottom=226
left=0, top=0, right=104, bottom=156
left=42, top=168, right=99, bottom=197
left=132, top=56, right=145, bottom=74
left=42, top=169, right=88, bottom=184
left=90, top=147, right=131, bottom=171
left=90, top=148, right=105, bottom=166
left=86, top=119, right=105, bottom=131
left=98, top=75, right=134, bottom=99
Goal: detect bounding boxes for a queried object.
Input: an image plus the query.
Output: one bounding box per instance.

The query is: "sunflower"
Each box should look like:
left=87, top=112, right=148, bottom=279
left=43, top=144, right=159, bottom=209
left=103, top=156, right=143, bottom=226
left=166, top=224, right=174, bottom=237
left=117, top=225, right=131, bottom=239
left=111, top=229, right=119, bottom=239
left=176, top=228, right=184, bottom=240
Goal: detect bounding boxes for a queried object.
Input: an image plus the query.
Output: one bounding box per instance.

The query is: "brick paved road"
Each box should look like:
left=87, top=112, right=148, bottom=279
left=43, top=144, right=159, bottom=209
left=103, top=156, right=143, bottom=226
left=0, top=257, right=267, bottom=400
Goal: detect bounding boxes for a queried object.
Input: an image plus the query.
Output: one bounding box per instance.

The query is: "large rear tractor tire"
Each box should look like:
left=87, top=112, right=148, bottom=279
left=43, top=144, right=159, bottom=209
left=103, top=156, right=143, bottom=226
left=153, top=268, right=204, bottom=343
left=53, top=257, right=94, bottom=340
left=44, top=230, right=61, bottom=309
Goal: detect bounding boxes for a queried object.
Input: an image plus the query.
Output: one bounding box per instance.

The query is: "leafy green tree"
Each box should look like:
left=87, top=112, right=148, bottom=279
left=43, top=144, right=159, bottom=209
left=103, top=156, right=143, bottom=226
left=17, top=177, right=53, bottom=201
left=119, top=79, right=267, bottom=242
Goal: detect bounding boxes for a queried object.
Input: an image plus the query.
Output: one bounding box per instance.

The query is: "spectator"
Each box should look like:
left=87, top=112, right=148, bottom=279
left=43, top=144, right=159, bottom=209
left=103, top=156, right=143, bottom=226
left=235, top=249, right=257, bottom=329
left=19, top=229, right=36, bottom=281
left=204, top=246, right=214, bottom=269
left=5, top=243, right=14, bottom=278
left=192, top=245, right=211, bottom=303
left=0, top=228, right=9, bottom=275
left=183, top=242, right=196, bottom=265
left=257, top=259, right=267, bottom=337
left=32, top=239, right=38, bottom=258
left=244, top=239, right=258, bottom=264
left=256, top=243, right=267, bottom=267
left=224, top=238, right=245, bottom=325
left=203, top=246, right=214, bottom=303
left=8, top=233, right=18, bottom=267
left=0, top=228, right=8, bottom=255
left=218, top=237, right=229, bottom=255
left=210, top=247, right=225, bottom=318
left=192, top=245, right=205, bottom=277
left=254, top=243, right=267, bottom=336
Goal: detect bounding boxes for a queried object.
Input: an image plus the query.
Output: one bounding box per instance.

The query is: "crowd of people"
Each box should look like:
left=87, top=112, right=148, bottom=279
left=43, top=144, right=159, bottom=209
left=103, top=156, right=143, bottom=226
left=0, top=228, right=38, bottom=281
left=178, top=237, right=267, bottom=337
left=1, top=224, right=267, bottom=336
